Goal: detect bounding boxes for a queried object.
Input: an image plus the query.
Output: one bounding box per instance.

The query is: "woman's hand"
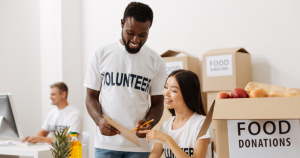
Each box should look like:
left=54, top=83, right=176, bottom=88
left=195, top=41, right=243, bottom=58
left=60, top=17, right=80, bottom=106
left=139, top=129, right=170, bottom=143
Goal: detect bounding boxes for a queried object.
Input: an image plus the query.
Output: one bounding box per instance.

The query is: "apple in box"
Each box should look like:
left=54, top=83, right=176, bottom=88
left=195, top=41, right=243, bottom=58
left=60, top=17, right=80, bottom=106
left=249, top=88, right=268, bottom=98
left=231, top=88, right=249, bottom=98
left=216, top=91, right=231, bottom=99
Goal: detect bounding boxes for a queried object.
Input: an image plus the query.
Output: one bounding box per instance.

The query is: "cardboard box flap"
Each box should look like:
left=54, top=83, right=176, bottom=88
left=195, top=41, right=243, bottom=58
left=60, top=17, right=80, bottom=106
left=161, top=50, right=180, bottom=57
left=175, top=49, right=196, bottom=57
left=213, top=97, right=300, bottom=120
left=161, top=49, right=196, bottom=57
left=197, top=100, right=215, bottom=138
left=204, top=47, right=249, bottom=55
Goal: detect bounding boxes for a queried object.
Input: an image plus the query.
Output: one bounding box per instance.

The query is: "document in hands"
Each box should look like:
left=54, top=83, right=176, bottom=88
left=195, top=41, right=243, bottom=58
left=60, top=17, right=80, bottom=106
left=103, top=115, right=140, bottom=147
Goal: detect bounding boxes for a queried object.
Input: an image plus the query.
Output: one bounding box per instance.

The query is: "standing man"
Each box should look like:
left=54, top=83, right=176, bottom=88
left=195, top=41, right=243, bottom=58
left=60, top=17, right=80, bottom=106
left=22, top=82, right=82, bottom=143
left=84, top=2, right=167, bottom=158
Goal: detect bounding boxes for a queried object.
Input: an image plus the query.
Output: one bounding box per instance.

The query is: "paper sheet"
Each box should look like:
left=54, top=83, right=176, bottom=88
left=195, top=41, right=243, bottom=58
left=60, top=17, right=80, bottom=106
left=103, top=115, right=140, bottom=147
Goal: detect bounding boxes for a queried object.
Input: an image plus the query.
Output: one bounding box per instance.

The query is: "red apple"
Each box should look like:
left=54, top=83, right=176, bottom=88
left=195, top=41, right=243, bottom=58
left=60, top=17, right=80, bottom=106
left=231, top=88, right=249, bottom=98
left=249, top=88, right=268, bottom=98
left=216, top=91, right=231, bottom=99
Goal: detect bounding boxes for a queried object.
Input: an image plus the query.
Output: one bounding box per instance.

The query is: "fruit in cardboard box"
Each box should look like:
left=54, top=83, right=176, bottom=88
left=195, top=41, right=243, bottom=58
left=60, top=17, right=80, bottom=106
left=285, top=88, right=300, bottom=97
left=216, top=91, right=231, bottom=99
left=269, top=86, right=286, bottom=97
left=245, top=82, right=260, bottom=94
left=257, top=84, right=272, bottom=97
left=249, top=88, right=268, bottom=98
left=245, top=82, right=300, bottom=98
left=231, top=88, right=249, bottom=98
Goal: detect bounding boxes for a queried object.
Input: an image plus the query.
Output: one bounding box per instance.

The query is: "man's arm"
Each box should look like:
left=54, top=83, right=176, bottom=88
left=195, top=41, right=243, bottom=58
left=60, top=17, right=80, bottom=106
left=35, top=129, right=50, bottom=137
left=86, top=88, right=120, bottom=136
left=145, top=95, right=164, bottom=127
left=22, top=129, right=52, bottom=143
left=136, top=95, right=164, bottom=138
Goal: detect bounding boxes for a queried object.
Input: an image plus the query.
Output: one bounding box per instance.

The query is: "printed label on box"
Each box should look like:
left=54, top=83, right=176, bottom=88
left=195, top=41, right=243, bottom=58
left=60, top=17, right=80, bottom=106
left=227, top=119, right=300, bottom=158
left=206, top=54, right=233, bottom=77
left=165, top=61, right=183, bottom=76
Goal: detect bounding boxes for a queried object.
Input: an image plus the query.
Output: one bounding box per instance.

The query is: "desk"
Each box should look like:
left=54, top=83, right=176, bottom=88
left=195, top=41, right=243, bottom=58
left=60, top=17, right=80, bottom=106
left=0, top=144, right=88, bottom=158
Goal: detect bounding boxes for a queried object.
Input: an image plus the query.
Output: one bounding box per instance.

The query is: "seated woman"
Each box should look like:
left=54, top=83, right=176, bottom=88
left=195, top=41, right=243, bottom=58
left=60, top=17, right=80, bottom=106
left=140, top=70, right=214, bottom=158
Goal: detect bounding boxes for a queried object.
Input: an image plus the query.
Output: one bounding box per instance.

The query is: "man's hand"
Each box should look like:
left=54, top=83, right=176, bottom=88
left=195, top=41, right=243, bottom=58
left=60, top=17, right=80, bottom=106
left=22, top=136, right=44, bottom=143
left=98, top=118, right=120, bottom=136
left=136, top=120, right=152, bottom=138
left=22, top=136, right=30, bottom=143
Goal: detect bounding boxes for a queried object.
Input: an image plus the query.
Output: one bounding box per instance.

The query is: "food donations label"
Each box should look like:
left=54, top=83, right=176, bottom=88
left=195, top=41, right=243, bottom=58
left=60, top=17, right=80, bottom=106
left=227, top=119, right=300, bottom=158
left=206, top=54, right=233, bottom=77
left=165, top=61, right=183, bottom=76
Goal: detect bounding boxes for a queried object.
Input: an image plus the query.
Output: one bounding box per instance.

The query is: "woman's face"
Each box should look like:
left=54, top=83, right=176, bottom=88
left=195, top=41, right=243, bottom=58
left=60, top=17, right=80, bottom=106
left=163, top=76, right=186, bottom=110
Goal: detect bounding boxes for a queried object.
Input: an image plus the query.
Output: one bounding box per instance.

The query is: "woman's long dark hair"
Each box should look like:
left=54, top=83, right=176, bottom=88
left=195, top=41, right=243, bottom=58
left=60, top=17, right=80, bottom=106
left=167, top=69, right=206, bottom=116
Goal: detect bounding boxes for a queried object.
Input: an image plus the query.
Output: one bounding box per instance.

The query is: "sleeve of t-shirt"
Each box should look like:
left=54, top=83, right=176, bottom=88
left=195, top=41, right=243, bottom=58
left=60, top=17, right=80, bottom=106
left=83, top=50, right=103, bottom=91
left=41, top=112, right=51, bottom=131
left=68, top=112, right=83, bottom=134
left=196, top=121, right=214, bottom=144
left=150, top=58, right=167, bottom=96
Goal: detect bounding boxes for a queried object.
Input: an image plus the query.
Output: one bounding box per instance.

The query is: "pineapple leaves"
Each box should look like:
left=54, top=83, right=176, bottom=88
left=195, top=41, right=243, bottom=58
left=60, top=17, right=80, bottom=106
left=50, top=126, right=72, bottom=158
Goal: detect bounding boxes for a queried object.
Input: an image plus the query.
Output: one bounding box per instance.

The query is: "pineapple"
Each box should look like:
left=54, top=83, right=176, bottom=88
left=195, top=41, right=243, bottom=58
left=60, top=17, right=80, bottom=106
left=50, top=126, right=72, bottom=158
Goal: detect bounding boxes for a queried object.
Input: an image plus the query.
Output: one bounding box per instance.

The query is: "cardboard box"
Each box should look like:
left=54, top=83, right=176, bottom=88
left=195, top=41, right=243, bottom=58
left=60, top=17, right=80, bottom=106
left=201, top=92, right=208, bottom=114
left=206, top=92, right=220, bottom=153
left=202, top=47, right=251, bottom=92
left=213, top=129, right=217, bottom=153
left=207, top=92, right=219, bottom=113
left=205, top=91, right=231, bottom=154
left=161, top=50, right=201, bottom=81
left=198, top=97, right=300, bottom=158
left=205, top=92, right=229, bottom=130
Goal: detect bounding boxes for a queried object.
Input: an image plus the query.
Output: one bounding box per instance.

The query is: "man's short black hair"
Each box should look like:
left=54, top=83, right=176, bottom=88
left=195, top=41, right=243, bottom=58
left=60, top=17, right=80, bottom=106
left=123, top=2, right=153, bottom=27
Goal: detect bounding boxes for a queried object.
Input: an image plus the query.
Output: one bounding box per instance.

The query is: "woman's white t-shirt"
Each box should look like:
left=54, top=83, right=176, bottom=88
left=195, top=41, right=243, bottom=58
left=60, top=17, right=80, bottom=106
left=158, top=113, right=214, bottom=158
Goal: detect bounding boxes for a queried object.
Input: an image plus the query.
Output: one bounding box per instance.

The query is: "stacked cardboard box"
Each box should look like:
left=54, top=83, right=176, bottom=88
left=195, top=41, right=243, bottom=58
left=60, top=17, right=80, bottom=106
left=198, top=97, right=300, bottom=158
left=202, top=47, right=251, bottom=152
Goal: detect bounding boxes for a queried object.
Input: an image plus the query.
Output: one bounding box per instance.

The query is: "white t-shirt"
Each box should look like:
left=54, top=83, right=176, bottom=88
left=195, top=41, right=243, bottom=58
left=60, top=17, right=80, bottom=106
left=42, top=105, right=83, bottom=139
left=158, top=113, right=214, bottom=158
left=84, top=41, right=167, bottom=152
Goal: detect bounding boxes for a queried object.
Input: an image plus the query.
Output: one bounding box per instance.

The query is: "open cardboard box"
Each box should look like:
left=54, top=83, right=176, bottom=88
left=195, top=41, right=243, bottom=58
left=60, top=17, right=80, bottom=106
left=198, top=97, right=300, bottom=158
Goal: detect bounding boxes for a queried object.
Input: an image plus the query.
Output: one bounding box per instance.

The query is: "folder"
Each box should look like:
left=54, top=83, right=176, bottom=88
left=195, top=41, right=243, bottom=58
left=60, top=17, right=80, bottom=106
left=103, top=115, right=140, bottom=147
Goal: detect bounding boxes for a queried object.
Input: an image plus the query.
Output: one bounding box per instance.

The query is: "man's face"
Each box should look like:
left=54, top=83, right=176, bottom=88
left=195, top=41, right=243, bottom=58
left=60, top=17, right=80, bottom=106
left=121, top=17, right=151, bottom=54
left=50, top=87, right=64, bottom=105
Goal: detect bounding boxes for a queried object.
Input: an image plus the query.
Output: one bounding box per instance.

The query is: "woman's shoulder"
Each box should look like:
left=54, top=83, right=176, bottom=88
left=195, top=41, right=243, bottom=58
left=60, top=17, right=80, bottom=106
left=160, top=116, right=175, bottom=131
left=191, top=113, right=206, bottom=122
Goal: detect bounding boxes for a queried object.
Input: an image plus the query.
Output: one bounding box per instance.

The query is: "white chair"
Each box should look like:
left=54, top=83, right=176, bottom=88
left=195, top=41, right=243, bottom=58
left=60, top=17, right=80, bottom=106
left=82, top=131, right=89, bottom=146
left=82, top=131, right=89, bottom=158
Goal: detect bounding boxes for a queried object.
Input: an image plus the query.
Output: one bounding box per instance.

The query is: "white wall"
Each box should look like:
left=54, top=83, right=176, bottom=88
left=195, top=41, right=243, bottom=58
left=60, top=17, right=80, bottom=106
left=61, top=0, right=83, bottom=116
left=40, top=0, right=63, bottom=121
left=40, top=0, right=83, bottom=123
left=0, top=0, right=41, bottom=138
left=0, top=0, right=83, bottom=141
left=82, top=0, right=300, bottom=157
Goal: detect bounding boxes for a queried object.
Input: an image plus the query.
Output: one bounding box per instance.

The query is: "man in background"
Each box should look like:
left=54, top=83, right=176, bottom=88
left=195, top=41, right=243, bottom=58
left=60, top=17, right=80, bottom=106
left=22, top=82, right=83, bottom=143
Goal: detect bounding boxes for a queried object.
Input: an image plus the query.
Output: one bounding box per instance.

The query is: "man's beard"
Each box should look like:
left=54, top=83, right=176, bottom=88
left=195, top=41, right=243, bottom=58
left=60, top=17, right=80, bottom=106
left=121, top=31, right=144, bottom=54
